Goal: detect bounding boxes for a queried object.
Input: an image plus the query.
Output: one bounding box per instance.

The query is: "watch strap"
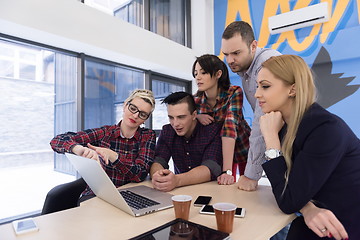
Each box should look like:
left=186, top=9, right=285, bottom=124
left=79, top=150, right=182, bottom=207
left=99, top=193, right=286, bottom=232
left=219, top=169, right=232, bottom=176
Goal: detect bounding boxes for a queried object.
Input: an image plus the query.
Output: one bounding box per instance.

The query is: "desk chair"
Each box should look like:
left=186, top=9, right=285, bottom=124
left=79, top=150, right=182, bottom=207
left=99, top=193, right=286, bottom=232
left=41, top=178, right=87, bottom=215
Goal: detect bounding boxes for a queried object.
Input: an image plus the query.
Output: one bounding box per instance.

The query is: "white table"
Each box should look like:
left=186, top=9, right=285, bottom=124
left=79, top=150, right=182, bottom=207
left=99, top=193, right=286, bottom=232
left=0, top=181, right=295, bottom=240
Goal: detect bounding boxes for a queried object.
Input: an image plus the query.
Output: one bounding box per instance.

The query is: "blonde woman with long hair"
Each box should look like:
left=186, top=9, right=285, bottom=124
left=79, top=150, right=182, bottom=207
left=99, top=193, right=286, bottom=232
left=256, top=55, right=360, bottom=239
left=43, top=89, right=156, bottom=214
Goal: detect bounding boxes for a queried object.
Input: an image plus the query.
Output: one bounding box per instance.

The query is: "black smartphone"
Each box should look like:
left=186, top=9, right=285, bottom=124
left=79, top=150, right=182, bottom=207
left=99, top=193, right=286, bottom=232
left=199, top=204, right=246, bottom=218
left=193, top=196, right=212, bottom=207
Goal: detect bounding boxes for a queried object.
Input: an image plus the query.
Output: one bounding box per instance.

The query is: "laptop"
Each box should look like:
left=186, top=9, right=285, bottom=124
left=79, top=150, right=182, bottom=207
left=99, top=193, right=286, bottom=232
left=65, top=153, right=173, bottom=217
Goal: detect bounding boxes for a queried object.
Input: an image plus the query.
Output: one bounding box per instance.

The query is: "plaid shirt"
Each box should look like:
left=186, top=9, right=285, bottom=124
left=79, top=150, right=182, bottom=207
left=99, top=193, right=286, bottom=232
left=50, top=121, right=156, bottom=196
left=194, top=85, right=250, bottom=163
left=155, top=122, right=223, bottom=180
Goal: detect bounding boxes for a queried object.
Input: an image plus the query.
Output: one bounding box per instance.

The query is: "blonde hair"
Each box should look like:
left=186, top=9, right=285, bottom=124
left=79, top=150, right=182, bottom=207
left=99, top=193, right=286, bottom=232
left=262, top=55, right=316, bottom=187
left=125, top=89, right=155, bottom=112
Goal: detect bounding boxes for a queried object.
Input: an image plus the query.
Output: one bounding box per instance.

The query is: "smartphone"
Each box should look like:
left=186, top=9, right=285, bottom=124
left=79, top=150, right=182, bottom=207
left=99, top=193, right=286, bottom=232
left=12, top=218, right=39, bottom=235
left=194, top=196, right=212, bottom=207
left=199, top=204, right=246, bottom=218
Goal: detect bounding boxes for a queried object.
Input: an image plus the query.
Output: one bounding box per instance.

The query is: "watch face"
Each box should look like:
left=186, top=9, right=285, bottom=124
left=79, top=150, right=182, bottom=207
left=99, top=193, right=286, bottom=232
left=268, top=149, right=277, bottom=158
left=265, top=149, right=281, bottom=159
left=226, top=170, right=232, bottom=175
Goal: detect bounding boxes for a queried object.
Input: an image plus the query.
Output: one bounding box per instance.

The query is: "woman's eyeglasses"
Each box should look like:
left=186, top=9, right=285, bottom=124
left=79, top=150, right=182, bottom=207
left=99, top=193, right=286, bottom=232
left=127, top=103, right=150, bottom=120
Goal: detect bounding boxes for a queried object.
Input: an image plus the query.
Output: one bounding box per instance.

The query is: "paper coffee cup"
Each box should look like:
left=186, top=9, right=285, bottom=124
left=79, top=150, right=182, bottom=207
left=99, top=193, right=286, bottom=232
left=171, top=195, right=192, bottom=220
left=213, top=202, right=237, bottom=233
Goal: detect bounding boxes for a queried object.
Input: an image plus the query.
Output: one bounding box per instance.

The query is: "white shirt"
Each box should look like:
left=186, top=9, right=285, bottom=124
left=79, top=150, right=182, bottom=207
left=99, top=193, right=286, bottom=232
left=238, top=47, right=281, bottom=180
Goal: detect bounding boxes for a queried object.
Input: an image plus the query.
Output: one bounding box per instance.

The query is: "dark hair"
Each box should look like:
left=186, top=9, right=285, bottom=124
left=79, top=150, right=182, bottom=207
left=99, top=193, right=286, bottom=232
left=162, top=92, right=196, bottom=114
left=192, top=54, right=230, bottom=92
left=222, top=21, right=255, bottom=47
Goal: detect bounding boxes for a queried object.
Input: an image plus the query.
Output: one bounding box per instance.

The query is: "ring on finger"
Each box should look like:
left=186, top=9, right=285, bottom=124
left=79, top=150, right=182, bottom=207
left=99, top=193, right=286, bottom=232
left=320, top=227, right=327, bottom=233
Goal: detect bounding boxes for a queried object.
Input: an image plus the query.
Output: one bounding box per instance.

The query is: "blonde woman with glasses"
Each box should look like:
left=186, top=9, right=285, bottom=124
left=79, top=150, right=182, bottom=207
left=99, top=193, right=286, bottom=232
left=256, top=55, right=360, bottom=240
left=42, top=89, right=156, bottom=214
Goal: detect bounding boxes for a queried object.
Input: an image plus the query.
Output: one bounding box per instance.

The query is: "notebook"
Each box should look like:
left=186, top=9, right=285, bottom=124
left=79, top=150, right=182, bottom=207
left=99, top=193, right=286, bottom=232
left=65, top=153, right=173, bottom=217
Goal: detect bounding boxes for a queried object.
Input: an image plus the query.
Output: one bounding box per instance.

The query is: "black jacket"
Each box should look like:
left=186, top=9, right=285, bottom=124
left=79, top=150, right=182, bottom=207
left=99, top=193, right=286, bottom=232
left=263, top=103, right=360, bottom=239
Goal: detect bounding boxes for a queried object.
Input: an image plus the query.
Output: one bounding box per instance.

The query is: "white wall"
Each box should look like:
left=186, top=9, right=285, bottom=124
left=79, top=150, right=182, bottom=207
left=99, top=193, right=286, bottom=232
left=190, top=0, right=214, bottom=92
left=191, top=0, right=214, bottom=56
left=0, top=0, right=214, bottom=82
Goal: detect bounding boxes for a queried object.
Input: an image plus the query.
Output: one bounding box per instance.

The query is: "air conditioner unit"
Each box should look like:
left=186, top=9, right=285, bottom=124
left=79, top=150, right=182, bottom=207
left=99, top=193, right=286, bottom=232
left=268, top=2, right=329, bottom=34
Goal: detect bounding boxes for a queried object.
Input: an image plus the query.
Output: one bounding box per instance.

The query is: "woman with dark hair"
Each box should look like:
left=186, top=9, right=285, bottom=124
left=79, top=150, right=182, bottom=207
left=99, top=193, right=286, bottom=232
left=193, top=54, right=251, bottom=185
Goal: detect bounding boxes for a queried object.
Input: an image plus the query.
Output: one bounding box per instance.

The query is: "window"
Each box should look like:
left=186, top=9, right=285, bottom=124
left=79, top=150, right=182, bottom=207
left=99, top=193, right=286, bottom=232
left=0, top=38, right=77, bottom=222
left=84, top=0, right=191, bottom=47
left=84, top=58, right=145, bottom=129
left=0, top=35, right=191, bottom=223
left=151, top=75, right=190, bottom=130
left=114, top=0, right=144, bottom=27
left=149, top=0, right=188, bottom=46
left=0, top=41, right=48, bottom=81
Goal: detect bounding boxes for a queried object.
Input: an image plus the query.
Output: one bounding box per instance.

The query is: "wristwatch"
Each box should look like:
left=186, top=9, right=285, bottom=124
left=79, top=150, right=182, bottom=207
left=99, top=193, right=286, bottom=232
left=264, top=148, right=282, bottom=160
left=220, top=169, right=232, bottom=176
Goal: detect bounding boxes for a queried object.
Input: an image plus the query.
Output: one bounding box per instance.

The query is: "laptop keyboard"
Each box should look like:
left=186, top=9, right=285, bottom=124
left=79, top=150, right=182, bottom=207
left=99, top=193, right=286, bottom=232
left=120, top=190, right=160, bottom=210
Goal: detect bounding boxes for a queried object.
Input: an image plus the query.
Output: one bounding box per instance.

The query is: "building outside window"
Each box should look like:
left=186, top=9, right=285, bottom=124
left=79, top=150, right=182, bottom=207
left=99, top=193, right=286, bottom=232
left=0, top=39, right=77, bottom=222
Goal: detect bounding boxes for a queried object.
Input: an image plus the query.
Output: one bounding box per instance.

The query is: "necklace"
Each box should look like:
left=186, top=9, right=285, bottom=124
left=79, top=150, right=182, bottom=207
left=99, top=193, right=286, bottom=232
left=120, top=130, right=135, bottom=139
